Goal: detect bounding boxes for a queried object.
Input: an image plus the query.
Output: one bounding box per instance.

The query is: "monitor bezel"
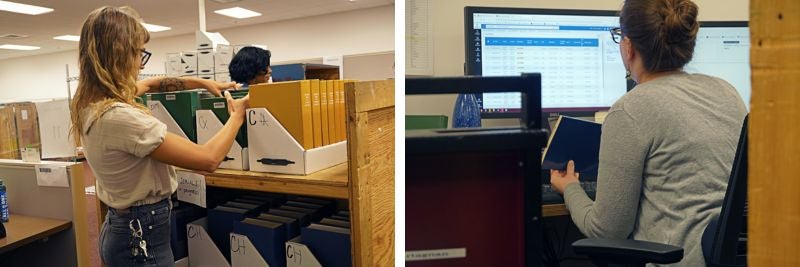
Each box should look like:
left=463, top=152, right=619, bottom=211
left=465, top=7, right=623, bottom=118
left=698, top=21, right=748, bottom=28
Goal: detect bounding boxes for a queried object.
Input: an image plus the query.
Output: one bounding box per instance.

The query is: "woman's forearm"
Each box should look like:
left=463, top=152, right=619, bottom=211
left=201, top=115, right=244, bottom=164
left=138, top=76, right=214, bottom=94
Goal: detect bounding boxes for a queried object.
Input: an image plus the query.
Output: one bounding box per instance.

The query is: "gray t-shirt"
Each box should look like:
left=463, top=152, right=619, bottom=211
left=563, top=72, right=747, bottom=266
left=81, top=102, right=177, bottom=209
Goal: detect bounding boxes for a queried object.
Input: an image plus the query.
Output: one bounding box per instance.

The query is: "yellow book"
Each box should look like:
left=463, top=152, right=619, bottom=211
left=339, top=80, right=352, bottom=142
left=310, top=80, right=322, bottom=148
left=327, top=80, right=337, bottom=143
left=250, top=80, right=314, bottom=150
left=320, top=80, right=330, bottom=146
left=332, top=80, right=341, bottom=142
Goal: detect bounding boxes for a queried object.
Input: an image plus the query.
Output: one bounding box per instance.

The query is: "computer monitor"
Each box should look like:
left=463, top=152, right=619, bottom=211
left=684, top=21, right=750, bottom=110
left=465, top=7, right=628, bottom=118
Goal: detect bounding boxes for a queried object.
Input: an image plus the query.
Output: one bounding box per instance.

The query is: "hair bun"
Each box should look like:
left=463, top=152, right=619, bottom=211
left=661, top=0, right=699, bottom=45
left=620, top=0, right=700, bottom=72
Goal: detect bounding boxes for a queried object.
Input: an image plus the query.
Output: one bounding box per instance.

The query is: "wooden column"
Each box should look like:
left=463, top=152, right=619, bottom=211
left=749, top=1, right=800, bottom=265
left=346, top=80, right=395, bottom=267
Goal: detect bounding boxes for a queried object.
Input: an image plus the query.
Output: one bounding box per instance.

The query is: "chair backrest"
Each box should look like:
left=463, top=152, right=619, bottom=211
left=708, top=114, right=749, bottom=266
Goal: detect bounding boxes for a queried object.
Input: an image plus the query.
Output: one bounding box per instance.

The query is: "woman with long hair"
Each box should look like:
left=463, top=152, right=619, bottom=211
left=549, top=0, right=747, bottom=265
left=70, top=6, right=248, bottom=266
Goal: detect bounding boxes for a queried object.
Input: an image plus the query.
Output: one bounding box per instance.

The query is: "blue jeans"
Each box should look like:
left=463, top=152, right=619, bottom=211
left=100, top=198, right=174, bottom=267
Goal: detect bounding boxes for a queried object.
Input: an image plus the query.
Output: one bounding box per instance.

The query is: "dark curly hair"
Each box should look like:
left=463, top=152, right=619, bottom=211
left=228, top=46, right=271, bottom=84
left=621, top=0, right=699, bottom=72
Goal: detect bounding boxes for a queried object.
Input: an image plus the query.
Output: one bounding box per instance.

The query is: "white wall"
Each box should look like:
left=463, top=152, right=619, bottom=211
left=406, top=0, right=749, bottom=127
left=0, top=4, right=394, bottom=102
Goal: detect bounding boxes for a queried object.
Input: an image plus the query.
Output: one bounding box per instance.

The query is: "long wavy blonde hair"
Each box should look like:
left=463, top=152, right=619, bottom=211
left=70, top=6, right=150, bottom=145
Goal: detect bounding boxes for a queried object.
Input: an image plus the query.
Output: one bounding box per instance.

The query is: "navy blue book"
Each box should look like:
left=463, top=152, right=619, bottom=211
left=280, top=204, right=327, bottom=222
left=257, top=213, right=300, bottom=238
left=336, top=210, right=350, bottom=217
left=221, top=201, right=263, bottom=215
left=330, top=215, right=350, bottom=221
left=285, top=200, right=333, bottom=217
left=319, top=218, right=350, bottom=229
left=232, top=198, right=275, bottom=210
left=170, top=202, right=206, bottom=260
left=232, top=218, right=288, bottom=267
left=301, top=224, right=352, bottom=267
left=268, top=209, right=311, bottom=227
left=207, top=206, right=249, bottom=262
left=542, top=116, right=602, bottom=179
left=289, top=197, right=336, bottom=211
left=239, top=194, right=286, bottom=207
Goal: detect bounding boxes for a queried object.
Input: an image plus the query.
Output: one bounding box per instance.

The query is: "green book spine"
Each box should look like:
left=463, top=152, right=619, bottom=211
left=199, top=97, right=248, bottom=147
left=149, top=91, right=200, bottom=142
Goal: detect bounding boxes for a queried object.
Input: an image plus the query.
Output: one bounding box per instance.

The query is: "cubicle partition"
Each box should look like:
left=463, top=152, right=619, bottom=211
left=0, top=160, right=88, bottom=267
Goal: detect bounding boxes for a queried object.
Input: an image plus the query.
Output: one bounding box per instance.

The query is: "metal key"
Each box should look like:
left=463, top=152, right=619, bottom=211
left=139, top=240, right=149, bottom=258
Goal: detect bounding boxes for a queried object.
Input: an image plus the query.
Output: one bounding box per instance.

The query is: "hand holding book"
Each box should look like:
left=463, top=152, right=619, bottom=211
left=541, top=116, right=602, bottom=192
left=550, top=160, right=580, bottom=194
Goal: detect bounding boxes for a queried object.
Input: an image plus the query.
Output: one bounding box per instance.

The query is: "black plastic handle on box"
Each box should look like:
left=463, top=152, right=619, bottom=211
left=405, top=73, right=542, bottom=130
left=257, top=158, right=296, bottom=166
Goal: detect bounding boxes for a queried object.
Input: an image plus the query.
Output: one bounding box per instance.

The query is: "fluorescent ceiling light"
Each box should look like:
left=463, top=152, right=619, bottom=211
left=214, top=7, right=261, bottom=19
left=0, top=1, right=53, bottom=15
left=53, top=35, right=80, bottom=42
left=0, top=44, right=40, bottom=50
left=141, top=23, right=171, bottom=32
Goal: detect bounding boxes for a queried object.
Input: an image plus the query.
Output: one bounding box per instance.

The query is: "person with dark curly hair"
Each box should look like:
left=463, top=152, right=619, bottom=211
left=228, top=46, right=271, bottom=89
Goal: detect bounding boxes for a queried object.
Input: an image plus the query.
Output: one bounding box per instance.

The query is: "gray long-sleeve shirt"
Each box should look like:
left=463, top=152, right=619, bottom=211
left=564, top=72, right=747, bottom=266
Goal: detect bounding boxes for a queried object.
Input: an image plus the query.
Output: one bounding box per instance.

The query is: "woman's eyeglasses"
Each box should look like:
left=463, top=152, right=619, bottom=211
left=141, top=49, right=152, bottom=67
left=610, top=27, right=623, bottom=44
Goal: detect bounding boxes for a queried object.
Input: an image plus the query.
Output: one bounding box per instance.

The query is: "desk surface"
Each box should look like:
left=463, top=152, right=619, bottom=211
left=0, top=214, right=71, bottom=254
left=543, top=204, right=569, bottom=217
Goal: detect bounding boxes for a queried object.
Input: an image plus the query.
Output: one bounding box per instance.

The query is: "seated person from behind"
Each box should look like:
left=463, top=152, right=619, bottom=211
left=549, top=0, right=747, bottom=266
left=228, top=46, right=272, bottom=89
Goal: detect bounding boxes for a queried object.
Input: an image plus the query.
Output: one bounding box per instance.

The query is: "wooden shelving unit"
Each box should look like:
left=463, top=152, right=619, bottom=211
left=185, top=163, right=349, bottom=199
left=165, top=79, right=395, bottom=267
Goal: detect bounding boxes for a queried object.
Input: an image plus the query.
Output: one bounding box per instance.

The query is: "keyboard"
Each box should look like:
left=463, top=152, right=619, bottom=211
left=542, top=181, right=597, bottom=204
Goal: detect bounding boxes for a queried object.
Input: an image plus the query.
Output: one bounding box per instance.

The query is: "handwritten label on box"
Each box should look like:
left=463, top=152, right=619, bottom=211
left=286, top=241, right=322, bottom=267
left=176, top=171, right=206, bottom=208
left=231, top=233, right=271, bottom=267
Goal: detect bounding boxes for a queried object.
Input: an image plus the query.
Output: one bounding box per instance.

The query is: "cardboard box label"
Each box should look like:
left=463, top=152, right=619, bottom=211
left=35, top=164, right=69, bottom=187
left=187, top=218, right=230, bottom=267
left=214, top=102, right=226, bottom=109
left=21, top=110, right=28, bottom=120
left=285, top=242, right=322, bottom=267
left=406, top=248, right=467, bottom=262
left=231, top=233, right=270, bottom=267
left=166, top=95, right=177, bottom=101
left=176, top=171, right=206, bottom=208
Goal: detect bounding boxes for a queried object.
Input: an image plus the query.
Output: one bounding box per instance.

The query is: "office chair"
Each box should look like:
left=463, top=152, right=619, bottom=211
left=571, top=115, right=749, bottom=267
left=701, top=115, right=748, bottom=266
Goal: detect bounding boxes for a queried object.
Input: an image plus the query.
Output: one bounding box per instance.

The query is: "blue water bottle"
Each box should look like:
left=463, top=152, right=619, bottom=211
left=0, top=179, right=7, bottom=222
left=452, top=93, right=482, bottom=128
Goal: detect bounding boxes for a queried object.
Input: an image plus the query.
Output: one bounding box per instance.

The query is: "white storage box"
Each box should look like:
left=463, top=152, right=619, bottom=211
left=246, top=107, right=346, bottom=175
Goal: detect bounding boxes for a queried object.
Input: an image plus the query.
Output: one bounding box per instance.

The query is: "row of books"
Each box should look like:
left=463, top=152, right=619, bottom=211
left=139, top=79, right=352, bottom=150
left=251, top=79, right=351, bottom=150
left=205, top=193, right=351, bottom=267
